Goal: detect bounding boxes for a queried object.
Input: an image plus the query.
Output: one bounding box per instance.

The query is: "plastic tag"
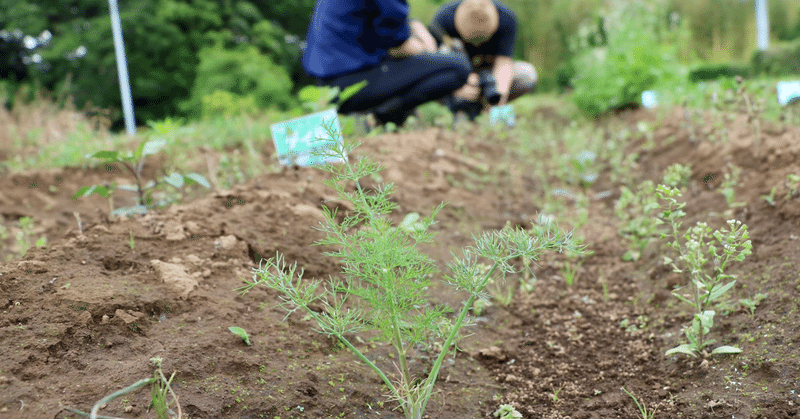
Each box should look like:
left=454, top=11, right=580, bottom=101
left=490, top=105, right=516, bottom=127
left=270, top=109, right=345, bottom=166
left=641, top=90, right=658, bottom=108
left=776, top=81, right=800, bottom=106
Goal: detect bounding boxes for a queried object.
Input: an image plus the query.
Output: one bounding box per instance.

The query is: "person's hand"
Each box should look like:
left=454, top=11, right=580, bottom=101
left=452, top=73, right=480, bottom=102
left=409, top=20, right=438, bottom=53
left=389, top=36, right=426, bottom=58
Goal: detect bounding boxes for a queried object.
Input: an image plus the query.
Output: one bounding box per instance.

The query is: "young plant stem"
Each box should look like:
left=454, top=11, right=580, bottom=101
left=420, top=262, right=499, bottom=413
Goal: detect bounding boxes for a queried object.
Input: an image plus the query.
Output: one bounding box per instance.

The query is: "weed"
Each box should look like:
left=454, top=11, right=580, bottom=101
left=551, top=386, right=563, bottom=403
left=561, top=260, right=581, bottom=287
left=229, top=326, right=252, bottom=346
left=64, top=357, right=180, bottom=419
left=785, top=174, right=800, bottom=200
left=657, top=185, right=752, bottom=357
left=73, top=137, right=210, bottom=217
left=622, top=387, right=658, bottom=419
left=739, top=293, right=768, bottom=318
left=662, top=163, right=692, bottom=189
left=12, top=216, right=47, bottom=258
left=615, top=180, right=660, bottom=261
left=719, top=164, right=744, bottom=208
left=761, top=187, right=777, bottom=207
left=236, top=123, right=585, bottom=419
left=128, top=230, right=135, bottom=250
left=493, top=404, right=522, bottom=418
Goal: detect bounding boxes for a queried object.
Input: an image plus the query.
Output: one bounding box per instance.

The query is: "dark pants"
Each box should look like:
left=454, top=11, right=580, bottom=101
left=316, top=52, right=471, bottom=125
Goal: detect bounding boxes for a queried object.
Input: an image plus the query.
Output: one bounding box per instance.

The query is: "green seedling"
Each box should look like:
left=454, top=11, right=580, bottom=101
left=73, top=137, right=210, bottom=217
left=615, top=180, right=660, bottom=261
left=785, top=174, right=800, bottom=200
left=565, top=150, right=598, bottom=188
left=236, top=122, right=586, bottom=419
left=761, top=187, right=777, bottom=207
left=551, top=386, right=563, bottom=403
left=493, top=404, right=523, bottom=418
left=12, top=216, right=47, bottom=258
left=561, top=260, right=581, bottom=287
left=621, top=387, right=657, bottom=419
left=657, top=185, right=752, bottom=358
left=719, top=164, right=744, bottom=208
left=229, top=326, right=251, bottom=346
left=64, top=357, right=180, bottom=419
left=128, top=230, right=135, bottom=250
left=739, top=293, right=768, bottom=318
left=662, top=163, right=692, bottom=189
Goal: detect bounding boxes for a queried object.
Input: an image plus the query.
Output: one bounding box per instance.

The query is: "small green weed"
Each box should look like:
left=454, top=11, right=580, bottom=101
left=621, top=387, right=658, bottom=419
left=719, top=164, right=744, bottom=208
left=229, top=326, right=252, bottom=346
left=64, top=357, right=180, bottom=419
left=615, top=180, right=660, bottom=261
left=662, top=163, right=692, bottom=189
left=739, top=293, right=768, bottom=318
left=493, top=404, right=522, bottom=418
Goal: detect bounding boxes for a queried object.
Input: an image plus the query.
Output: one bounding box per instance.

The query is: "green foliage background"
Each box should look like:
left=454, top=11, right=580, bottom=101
left=2, top=0, right=800, bottom=122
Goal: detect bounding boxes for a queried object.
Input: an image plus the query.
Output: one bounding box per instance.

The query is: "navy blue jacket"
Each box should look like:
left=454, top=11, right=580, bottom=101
left=302, top=0, right=412, bottom=79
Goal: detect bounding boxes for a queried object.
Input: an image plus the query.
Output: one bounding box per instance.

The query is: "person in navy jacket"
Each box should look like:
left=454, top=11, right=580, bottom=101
left=302, top=0, right=472, bottom=126
left=429, top=0, right=538, bottom=121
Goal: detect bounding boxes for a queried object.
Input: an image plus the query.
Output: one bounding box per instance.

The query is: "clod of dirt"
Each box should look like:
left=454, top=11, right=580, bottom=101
left=478, top=345, right=507, bottom=362
left=113, top=309, right=144, bottom=325
left=163, top=219, right=186, bottom=241
left=150, top=259, right=198, bottom=299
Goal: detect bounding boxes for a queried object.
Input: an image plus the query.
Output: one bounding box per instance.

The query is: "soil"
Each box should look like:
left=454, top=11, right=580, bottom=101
left=0, top=105, right=798, bottom=419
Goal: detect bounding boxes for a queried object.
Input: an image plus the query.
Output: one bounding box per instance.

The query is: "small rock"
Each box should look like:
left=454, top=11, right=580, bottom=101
left=124, top=406, right=133, bottom=413
left=101, top=315, right=110, bottom=324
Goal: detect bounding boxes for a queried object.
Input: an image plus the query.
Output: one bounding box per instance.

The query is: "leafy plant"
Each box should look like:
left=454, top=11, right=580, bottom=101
left=657, top=185, right=752, bottom=358
left=235, top=122, right=585, bottom=418
left=14, top=216, right=47, bottom=257
left=662, top=163, right=692, bottom=189
left=73, top=137, right=210, bottom=217
left=64, top=357, right=180, bottom=419
left=615, top=180, right=660, bottom=261
left=719, top=164, right=744, bottom=208
left=785, top=174, right=800, bottom=199
left=621, top=387, right=658, bottom=419
left=564, top=150, right=598, bottom=188
left=739, top=293, right=768, bottom=318
left=229, top=326, right=252, bottom=346
left=561, top=259, right=581, bottom=287
left=761, top=186, right=777, bottom=207
left=570, top=2, right=681, bottom=116
left=493, top=403, right=523, bottom=418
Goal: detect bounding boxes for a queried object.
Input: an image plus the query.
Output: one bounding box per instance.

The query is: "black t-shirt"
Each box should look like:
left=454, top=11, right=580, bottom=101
left=429, top=0, right=517, bottom=70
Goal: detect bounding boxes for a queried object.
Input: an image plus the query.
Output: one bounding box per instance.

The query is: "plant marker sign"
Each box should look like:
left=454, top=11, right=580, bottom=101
left=641, top=90, right=658, bottom=108
left=490, top=104, right=516, bottom=127
left=776, top=81, right=800, bottom=106
left=270, top=109, right=346, bottom=166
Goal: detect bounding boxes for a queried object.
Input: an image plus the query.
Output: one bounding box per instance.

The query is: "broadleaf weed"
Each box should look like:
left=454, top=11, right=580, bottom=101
left=74, top=136, right=210, bottom=217
left=656, top=185, right=752, bottom=358
left=615, top=180, right=660, bottom=261
left=235, top=122, right=586, bottom=418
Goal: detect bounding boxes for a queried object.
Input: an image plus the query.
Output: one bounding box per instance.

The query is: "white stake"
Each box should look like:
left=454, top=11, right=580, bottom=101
left=755, top=0, right=770, bottom=51
left=108, top=0, right=136, bottom=135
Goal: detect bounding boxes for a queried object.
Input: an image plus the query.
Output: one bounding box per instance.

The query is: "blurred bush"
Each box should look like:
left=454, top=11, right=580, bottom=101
left=183, top=44, right=294, bottom=118
left=689, top=63, right=752, bottom=82
left=570, top=2, right=683, bottom=117
left=751, top=40, right=800, bottom=76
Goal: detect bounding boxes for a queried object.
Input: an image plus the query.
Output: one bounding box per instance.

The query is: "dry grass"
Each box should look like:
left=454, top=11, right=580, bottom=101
left=0, top=88, right=111, bottom=169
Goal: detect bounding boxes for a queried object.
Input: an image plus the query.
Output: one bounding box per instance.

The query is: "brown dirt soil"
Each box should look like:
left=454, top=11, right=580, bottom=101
left=0, top=106, right=799, bottom=419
